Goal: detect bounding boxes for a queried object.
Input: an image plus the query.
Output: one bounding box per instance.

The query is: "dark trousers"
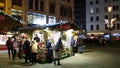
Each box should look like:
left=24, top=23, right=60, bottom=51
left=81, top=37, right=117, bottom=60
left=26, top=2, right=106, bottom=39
left=54, top=58, right=61, bottom=65
left=31, top=52, right=37, bottom=64
left=18, top=47, right=22, bottom=59
left=12, top=49, right=16, bottom=60
left=25, top=51, right=31, bottom=63
left=7, top=47, right=13, bottom=59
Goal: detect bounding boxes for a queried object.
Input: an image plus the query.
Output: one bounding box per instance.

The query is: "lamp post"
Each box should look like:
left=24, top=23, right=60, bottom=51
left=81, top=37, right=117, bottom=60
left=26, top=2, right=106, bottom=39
left=105, top=7, right=116, bottom=46
left=108, top=6, right=112, bottom=45
left=105, top=0, right=116, bottom=45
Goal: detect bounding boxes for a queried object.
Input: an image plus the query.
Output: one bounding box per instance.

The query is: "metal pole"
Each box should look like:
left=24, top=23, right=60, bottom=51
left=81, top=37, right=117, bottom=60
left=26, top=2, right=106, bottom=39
left=108, top=0, right=112, bottom=46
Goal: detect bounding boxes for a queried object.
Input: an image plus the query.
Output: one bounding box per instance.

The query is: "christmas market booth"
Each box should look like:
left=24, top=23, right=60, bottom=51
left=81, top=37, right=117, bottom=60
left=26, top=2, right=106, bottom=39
left=17, top=22, right=80, bottom=63
left=0, top=12, right=22, bottom=50
left=44, top=22, right=80, bottom=59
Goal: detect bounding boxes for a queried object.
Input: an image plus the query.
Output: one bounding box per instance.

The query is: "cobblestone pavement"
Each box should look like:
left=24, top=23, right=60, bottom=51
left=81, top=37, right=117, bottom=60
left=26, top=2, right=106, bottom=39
left=0, top=47, right=120, bottom=68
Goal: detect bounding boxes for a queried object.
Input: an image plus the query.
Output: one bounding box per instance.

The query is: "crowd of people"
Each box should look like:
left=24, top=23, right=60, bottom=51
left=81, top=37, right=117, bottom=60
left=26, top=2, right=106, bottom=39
left=6, top=36, right=64, bottom=65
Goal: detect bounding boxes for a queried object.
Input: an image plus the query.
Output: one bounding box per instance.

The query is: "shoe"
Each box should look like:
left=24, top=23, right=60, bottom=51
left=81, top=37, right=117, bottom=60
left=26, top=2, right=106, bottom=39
left=54, top=62, right=56, bottom=65
left=57, top=63, right=61, bottom=65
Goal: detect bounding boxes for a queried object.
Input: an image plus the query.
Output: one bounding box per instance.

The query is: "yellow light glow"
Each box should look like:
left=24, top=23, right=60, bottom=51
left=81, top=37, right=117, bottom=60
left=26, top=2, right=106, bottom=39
left=0, top=3, right=4, bottom=7
left=108, top=6, right=112, bottom=12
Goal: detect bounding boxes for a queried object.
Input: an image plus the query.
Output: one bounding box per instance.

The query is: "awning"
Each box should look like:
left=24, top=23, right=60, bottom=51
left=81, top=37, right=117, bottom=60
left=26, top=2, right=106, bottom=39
left=18, top=24, right=45, bottom=31
left=0, top=12, right=22, bottom=32
left=45, top=23, right=80, bottom=31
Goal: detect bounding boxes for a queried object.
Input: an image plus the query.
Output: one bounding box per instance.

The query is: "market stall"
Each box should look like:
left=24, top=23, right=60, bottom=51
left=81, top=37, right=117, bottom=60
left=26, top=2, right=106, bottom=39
left=0, top=12, right=22, bottom=50
left=45, top=23, right=80, bottom=57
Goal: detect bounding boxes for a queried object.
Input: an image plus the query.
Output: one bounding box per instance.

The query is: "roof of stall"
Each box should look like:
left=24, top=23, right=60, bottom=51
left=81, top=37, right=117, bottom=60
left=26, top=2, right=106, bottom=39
left=45, top=22, right=80, bottom=31
left=18, top=24, right=45, bottom=31
left=0, top=12, right=22, bottom=32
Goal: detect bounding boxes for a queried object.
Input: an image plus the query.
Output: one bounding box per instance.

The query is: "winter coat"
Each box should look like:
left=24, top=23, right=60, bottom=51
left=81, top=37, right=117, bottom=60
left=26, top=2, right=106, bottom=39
left=53, top=38, right=63, bottom=59
left=31, top=41, right=38, bottom=53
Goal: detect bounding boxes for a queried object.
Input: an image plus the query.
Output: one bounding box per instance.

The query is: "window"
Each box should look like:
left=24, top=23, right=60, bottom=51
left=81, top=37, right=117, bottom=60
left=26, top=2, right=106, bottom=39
left=116, top=5, right=119, bottom=11
left=90, top=1, right=93, bottom=5
left=113, top=5, right=119, bottom=11
left=27, top=13, right=46, bottom=25
left=40, top=1, right=44, bottom=11
left=49, top=4, right=55, bottom=14
left=0, top=0, right=4, bottom=3
left=96, top=16, right=99, bottom=21
left=90, top=25, right=94, bottom=30
left=35, top=0, right=39, bottom=10
left=117, top=23, right=120, bottom=29
left=60, top=5, right=64, bottom=17
left=60, top=5, right=72, bottom=18
left=67, top=0, right=70, bottom=2
left=12, top=0, right=22, bottom=6
left=116, top=14, right=119, bottom=19
left=96, top=0, right=99, bottom=4
left=29, top=0, right=33, bottom=9
left=96, top=8, right=99, bottom=13
left=90, top=17, right=93, bottom=21
left=96, top=24, right=99, bottom=30
left=66, top=7, right=72, bottom=18
left=104, top=0, right=108, bottom=2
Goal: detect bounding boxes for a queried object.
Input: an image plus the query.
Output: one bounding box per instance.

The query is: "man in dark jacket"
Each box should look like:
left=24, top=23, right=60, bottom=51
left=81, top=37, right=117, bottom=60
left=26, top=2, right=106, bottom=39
left=6, top=37, right=13, bottom=59
left=23, top=38, right=31, bottom=63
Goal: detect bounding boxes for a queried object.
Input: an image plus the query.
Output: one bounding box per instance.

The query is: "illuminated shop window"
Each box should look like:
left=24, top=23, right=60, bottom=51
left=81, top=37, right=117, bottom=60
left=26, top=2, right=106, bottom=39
left=27, top=13, right=46, bottom=25
left=48, top=16, right=56, bottom=24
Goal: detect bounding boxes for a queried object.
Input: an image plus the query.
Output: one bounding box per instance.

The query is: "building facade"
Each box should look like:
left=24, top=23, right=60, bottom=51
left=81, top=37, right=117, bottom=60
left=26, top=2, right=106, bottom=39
left=86, top=0, right=120, bottom=35
left=0, top=0, right=74, bottom=27
left=74, top=0, right=86, bottom=31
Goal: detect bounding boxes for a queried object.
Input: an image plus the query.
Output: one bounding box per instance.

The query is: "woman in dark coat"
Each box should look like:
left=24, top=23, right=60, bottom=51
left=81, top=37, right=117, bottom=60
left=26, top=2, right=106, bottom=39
left=46, top=39, right=53, bottom=63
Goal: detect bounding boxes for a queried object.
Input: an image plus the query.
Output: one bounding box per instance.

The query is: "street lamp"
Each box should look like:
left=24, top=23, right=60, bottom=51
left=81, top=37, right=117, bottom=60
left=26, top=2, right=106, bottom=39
left=105, top=2, right=116, bottom=45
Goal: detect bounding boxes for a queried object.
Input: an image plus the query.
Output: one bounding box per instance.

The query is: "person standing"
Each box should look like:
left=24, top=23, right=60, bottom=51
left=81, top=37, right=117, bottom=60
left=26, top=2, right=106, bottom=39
left=53, top=37, right=64, bottom=65
left=17, top=38, right=22, bottom=59
left=12, top=38, right=18, bottom=60
left=31, top=40, right=38, bottom=65
left=6, top=37, right=13, bottom=59
left=70, top=36, right=75, bottom=56
left=34, top=34, right=40, bottom=43
left=23, top=37, right=31, bottom=63
left=46, top=39, right=53, bottom=63
left=76, top=37, right=84, bottom=54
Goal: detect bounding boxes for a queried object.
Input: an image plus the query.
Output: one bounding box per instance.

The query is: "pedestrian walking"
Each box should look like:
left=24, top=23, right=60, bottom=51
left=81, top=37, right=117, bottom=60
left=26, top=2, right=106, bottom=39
left=53, top=37, right=64, bottom=65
